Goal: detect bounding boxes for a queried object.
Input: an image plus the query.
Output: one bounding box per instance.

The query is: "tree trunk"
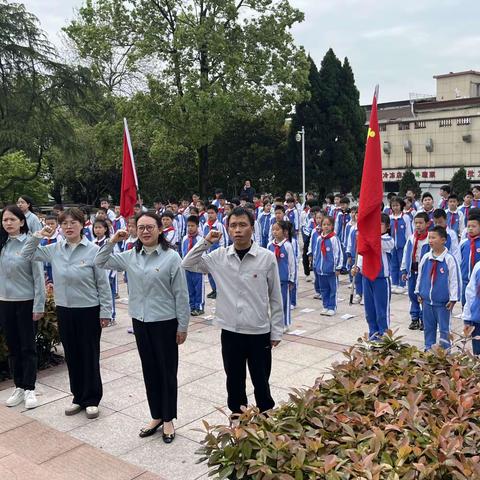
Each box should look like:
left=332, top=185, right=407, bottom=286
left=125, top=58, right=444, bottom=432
left=198, top=144, right=209, bottom=198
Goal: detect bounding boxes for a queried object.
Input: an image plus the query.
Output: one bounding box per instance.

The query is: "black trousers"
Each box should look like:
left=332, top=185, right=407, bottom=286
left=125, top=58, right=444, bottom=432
left=0, top=300, right=37, bottom=391
left=133, top=318, right=178, bottom=422
left=221, top=329, right=274, bottom=414
left=302, top=233, right=311, bottom=276
left=57, top=306, right=102, bottom=407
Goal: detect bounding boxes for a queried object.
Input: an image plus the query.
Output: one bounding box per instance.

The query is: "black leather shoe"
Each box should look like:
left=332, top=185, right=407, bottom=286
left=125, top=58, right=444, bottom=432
left=207, top=291, right=217, bottom=299
left=139, top=421, right=163, bottom=438
left=163, top=430, right=175, bottom=444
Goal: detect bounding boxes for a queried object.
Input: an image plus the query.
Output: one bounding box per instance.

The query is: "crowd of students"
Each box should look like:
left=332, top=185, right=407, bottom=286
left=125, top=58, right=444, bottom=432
left=2, top=183, right=480, bottom=442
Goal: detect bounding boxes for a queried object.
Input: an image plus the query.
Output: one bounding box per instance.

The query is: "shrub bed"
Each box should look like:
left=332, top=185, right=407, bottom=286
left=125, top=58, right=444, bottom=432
left=198, top=333, right=480, bottom=479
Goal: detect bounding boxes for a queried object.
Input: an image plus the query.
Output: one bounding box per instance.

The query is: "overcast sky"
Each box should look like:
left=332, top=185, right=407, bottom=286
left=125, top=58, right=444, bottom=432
left=21, top=0, right=480, bottom=104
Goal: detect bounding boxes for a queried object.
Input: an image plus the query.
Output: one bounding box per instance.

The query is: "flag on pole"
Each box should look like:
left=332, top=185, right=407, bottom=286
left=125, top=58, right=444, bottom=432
left=120, top=118, right=138, bottom=219
left=357, top=86, right=383, bottom=281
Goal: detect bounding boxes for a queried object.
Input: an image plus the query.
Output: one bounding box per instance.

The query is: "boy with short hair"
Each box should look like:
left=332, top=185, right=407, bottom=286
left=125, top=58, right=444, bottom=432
left=433, top=209, right=460, bottom=263
left=445, top=193, right=464, bottom=238
left=406, top=189, right=421, bottom=211
left=417, top=192, right=435, bottom=229
left=438, top=185, right=451, bottom=209
left=161, top=211, right=177, bottom=248
left=113, top=206, right=126, bottom=232
left=41, top=215, right=61, bottom=283
left=472, top=185, right=480, bottom=208
left=401, top=212, right=431, bottom=330
left=258, top=199, right=273, bottom=248
left=459, top=213, right=480, bottom=304
left=415, top=226, right=460, bottom=350
left=459, top=191, right=473, bottom=226
left=285, top=197, right=299, bottom=237
left=269, top=205, right=286, bottom=242
left=181, top=216, right=205, bottom=315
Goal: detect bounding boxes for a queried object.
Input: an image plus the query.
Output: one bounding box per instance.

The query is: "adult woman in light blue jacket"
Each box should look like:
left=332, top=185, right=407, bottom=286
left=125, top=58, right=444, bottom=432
left=95, top=212, right=190, bottom=444
left=16, top=195, right=43, bottom=233
left=22, top=207, right=112, bottom=420
left=0, top=205, right=45, bottom=410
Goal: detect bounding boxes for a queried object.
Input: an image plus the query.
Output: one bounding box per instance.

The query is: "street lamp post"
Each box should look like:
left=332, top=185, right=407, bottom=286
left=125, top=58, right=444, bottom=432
left=295, top=126, right=306, bottom=203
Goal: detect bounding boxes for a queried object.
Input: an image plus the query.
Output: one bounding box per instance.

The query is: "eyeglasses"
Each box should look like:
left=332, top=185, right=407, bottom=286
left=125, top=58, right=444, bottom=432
left=137, top=225, right=157, bottom=232
left=60, top=221, right=80, bottom=228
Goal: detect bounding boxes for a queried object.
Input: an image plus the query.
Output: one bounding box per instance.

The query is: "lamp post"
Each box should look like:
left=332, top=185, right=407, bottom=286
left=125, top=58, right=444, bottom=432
left=295, top=126, right=306, bottom=203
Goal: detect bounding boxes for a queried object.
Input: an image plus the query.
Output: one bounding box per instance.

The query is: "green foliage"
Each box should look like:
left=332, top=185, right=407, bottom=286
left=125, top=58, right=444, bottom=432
left=0, top=151, right=50, bottom=205
left=399, top=168, right=422, bottom=198
left=450, top=167, right=471, bottom=199
left=199, top=332, right=480, bottom=479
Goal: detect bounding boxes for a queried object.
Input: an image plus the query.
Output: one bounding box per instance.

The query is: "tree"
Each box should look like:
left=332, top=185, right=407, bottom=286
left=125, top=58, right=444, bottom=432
left=399, top=169, right=421, bottom=197
left=66, top=0, right=310, bottom=197
left=450, top=167, right=470, bottom=199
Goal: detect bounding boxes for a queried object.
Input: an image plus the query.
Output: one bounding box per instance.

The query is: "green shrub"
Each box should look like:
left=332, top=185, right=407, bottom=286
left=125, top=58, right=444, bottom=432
left=198, top=332, right=480, bottom=479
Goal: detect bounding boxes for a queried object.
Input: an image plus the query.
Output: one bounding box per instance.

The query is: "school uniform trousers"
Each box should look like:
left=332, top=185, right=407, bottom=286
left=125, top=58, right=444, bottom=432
left=280, top=282, right=292, bottom=327
left=301, top=232, right=311, bottom=277
left=133, top=318, right=178, bottom=422
left=423, top=303, right=451, bottom=350
left=408, top=272, right=422, bottom=321
left=57, top=305, right=103, bottom=407
left=0, top=300, right=37, bottom=391
left=363, top=277, right=391, bottom=339
left=319, top=274, right=337, bottom=310
left=221, top=329, right=274, bottom=414
left=391, top=247, right=405, bottom=287
left=186, top=271, right=204, bottom=311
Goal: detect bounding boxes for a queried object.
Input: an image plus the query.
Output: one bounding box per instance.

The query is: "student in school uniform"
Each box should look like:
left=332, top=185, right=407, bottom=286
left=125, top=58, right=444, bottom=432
left=403, top=197, right=416, bottom=225
left=40, top=215, right=62, bottom=284
left=445, top=194, right=465, bottom=238
left=269, top=205, right=287, bottom=242
left=390, top=197, right=412, bottom=294
left=330, top=194, right=342, bottom=220
left=406, top=189, right=421, bottom=211
left=285, top=197, right=300, bottom=238
left=22, top=208, right=112, bottom=420
left=472, top=186, right=480, bottom=208
left=268, top=221, right=295, bottom=332
left=113, top=206, right=126, bottom=232
left=161, top=211, right=178, bottom=250
left=416, top=192, right=435, bottom=229
left=313, top=216, right=343, bottom=316
left=334, top=197, right=351, bottom=273
left=80, top=206, right=94, bottom=241
left=346, top=211, right=362, bottom=304
left=401, top=212, right=431, bottom=331
left=96, top=212, right=190, bottom=443
left=181, top=216, right=205, bottom=316
left=432, top=209, right=461, bottom=263
left=383, top=192, right=396, bottom=215
left=307, top=210, right=325, bottom=300
left=459, top=191, right=474, bottom=227
left=168, top=201, right=185, bottom=251
left=353, top=214, right=394, bottom=340
left=0, top=205, right=45, bottom=410
left=416, top=226, right=461, bottom=350
left=459, top=212, right=480, bottom=305
left=16, top=195, right=43, bottom=233
left=437, top=185, right=451, bottom=210
left=99, top=198, right=116, bottom=223
left=301, top=204, right=319, bottom=283
left=203, top=204, right=228, bottom=299
left=324, top=194, right=335, bottom=217
left=257, top=199, right=273, bottom=248
left=462, top=260, right=480, bottom=354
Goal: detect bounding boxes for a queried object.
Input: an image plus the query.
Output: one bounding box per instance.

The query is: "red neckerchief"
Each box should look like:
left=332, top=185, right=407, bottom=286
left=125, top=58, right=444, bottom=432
left=412, top=231, right=428, bottom=261
left=163, top=226, right=175, bottom=233
left=207, top=220, right=215, bottom=231
left=187, top=234, right=196, bottom=251
left=465, top=205, right=470, bottom=220
left=449, top=211, right=456, bottom=227
left=394, top=218, right=399, bottom=234
left=430, top=258, right=438, bottom=282
left=273, top=240, right=282, bottom=259
left=440, top=199, right=447, bottom=209
left=321, top=232, right=335, bottom=256
left=469, top=234, right=480, bottom=267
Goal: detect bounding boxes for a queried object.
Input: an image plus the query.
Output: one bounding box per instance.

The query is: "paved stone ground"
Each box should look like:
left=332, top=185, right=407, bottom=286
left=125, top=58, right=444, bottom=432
left=0, top=272, right=465, bottom=479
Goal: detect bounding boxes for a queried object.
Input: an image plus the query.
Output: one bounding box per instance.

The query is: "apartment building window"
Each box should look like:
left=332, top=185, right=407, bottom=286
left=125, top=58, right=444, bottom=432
left=439, top=119, right=452, bottom=127
left=398, top=122, right=410, bottom=131
left=414, top=120, right=426, bottom=129
left=379, top=124, right=387, bottom=132
left=457, top=117, right=471, bottom=126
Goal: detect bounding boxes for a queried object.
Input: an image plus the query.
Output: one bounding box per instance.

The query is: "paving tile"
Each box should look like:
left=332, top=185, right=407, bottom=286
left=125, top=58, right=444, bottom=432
left=0, top=382, right=69, bottom=412
left=176, top=408, right=230, bottom=443
left=271, top=341, right=337, bottom=367
left=43, top=443, right=146, bottom=480
left=182, top=344, right=225, bottom=371
left=101, top=349, right=143, bottom=375
left=0, top=453, right=64, bottom=480
left=0, top=405, right=33, bottom=434
left=185, top=325, right=221, bottom=345
left=0, top=420, right=82, bottom=464
left=100, top=376, right=147, bottom=411
left=179, top=371, right=231, bottom=405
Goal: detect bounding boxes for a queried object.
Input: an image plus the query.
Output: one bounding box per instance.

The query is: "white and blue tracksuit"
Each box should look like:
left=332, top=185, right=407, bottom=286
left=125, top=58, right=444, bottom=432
left=258, top=211, right=273, bottom=248
left=40, top=234, right=60, bottom=283
left=415, top=208, right=435, bottom=230
left=285, top=208, right=300, bottom=237
left=202, top=219, right=228, bottom=292
left=174, top=214, right=186, bottom=249
left=415, top=249, right=461, bottom=350
left=445, top=227, right=461, bottom=264
left=181, top=233, right=205, bottom=311
left=313, top=233, right=343, bottom=311
left=459, top=235, right=480, bottom=305
left=335, top=210, right=351, bottom=270
left=459, top=204, right=472, bottom=227
left=267, top=239, right=295, bottom=327
left=390, top=214, right=412, bottom=288
left=358, top=234, right=394, bottom=339
left=346, top=225, right=362, bottom=297
left=462, top=261, right=480, bottom=354
left=401, top=233, right=430, bottom=321
left=308, top=228, right=322, bottom=296
left=446, top=209, right=465, bottom=238
left=290, top=236, right=299, bottom=307
left=94, top=237, right=117, bottom=319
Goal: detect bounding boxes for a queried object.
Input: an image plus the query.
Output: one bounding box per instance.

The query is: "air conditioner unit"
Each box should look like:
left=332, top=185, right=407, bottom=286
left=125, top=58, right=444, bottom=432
left=383, top=141, right=391, bottom=154
left=425, top=138, right=433, bottom=152
left=403, top=140, right=412, bottom=153
left=463, top=134, right=472, bottom=143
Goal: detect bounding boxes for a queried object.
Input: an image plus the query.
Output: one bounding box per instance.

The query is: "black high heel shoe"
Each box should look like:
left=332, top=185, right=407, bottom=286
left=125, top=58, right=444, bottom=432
left=139, top=420, right=163, bottom=438
left=162, top=428, right=176, bottom=444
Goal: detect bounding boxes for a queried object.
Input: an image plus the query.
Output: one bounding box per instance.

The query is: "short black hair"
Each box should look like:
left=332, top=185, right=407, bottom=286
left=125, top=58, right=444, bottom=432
left=161, top=210, right=174, bottom=220
left=227, top=207, right=255, bottom=227
left=45, top=214, right=58, bottom=222
left=206, top=204, right=218, bottom=213
left=381, top=213, right=390, bottom=229
left=415, top=212, right=430, bottom=223
left=468, top=208, right=480, bottom=222
left=440, top=185, right=451, bottom=194
left=391, top=196, right=405, bottom=210
left=215, top=188, right=223, bottom=194
left=340, top=197, right=350, bottom=205
left=275, top=205, right=285, bottom=213
left=53, top=204, right=64, bottom=211
left=433, top=208, right=447, bottom=219
left=465, top=191, right=474, bottom=197
left=99, top=197, right=110, bottom=203
left=186, top=215, right=199, bottom=225
left=448, top=193, right=458, bottom=201
left=422, top=192, right=433, bottom=200
left=431, top=225, right=447, bottom=240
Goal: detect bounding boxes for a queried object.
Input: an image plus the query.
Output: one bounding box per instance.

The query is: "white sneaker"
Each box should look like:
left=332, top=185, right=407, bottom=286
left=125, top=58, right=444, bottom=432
left=86, top=406, right=99, bottom=419
left=353, top=294, right=361, bottom=304
left=320, top=308, right=328, bottom=315
left=65, top=403, right=82, bottom=416
left=360, top=297, right=364, bottom=305
left=290, top=305, right=296, bottom=310
left=397, top=286, right=405, bottom=294
left=305, top=276, right=312, bottom=282
left=24, top=390, right=38, bottom=409
left=313, top=293, right=321, bottom=299
left=5, top=388, right=24, bottom=407
left=326, top=310, right=336, bottom=316
left=283, top=326, right=290, bottom=333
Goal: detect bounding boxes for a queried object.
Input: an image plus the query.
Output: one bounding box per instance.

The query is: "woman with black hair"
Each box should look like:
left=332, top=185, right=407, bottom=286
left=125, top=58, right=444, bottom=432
left=21, top=207, right=112, bottom=419
left=0, top=205, right=45, bottom=409
left=95, top=212, right=190, bottom=443
left=17, top=195, right=43, bottom=233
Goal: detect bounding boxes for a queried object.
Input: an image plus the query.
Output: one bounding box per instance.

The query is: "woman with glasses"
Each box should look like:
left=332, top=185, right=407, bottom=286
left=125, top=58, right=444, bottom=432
left=17, top=195, right=43, bottom=233
left=95, top=212, right=190, bottom=444
left=21, top=207, right=112, bottom=419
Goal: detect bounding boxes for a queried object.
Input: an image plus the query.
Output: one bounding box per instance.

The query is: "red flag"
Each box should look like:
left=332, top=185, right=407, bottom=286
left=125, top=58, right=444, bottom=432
left=120, top=118, right=138, bottom=219
left=358, top=86, right=383, bottom=280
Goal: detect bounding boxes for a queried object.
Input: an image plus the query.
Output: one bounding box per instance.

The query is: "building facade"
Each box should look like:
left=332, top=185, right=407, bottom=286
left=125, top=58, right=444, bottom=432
left=368, top=71, right=480, bottom=199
